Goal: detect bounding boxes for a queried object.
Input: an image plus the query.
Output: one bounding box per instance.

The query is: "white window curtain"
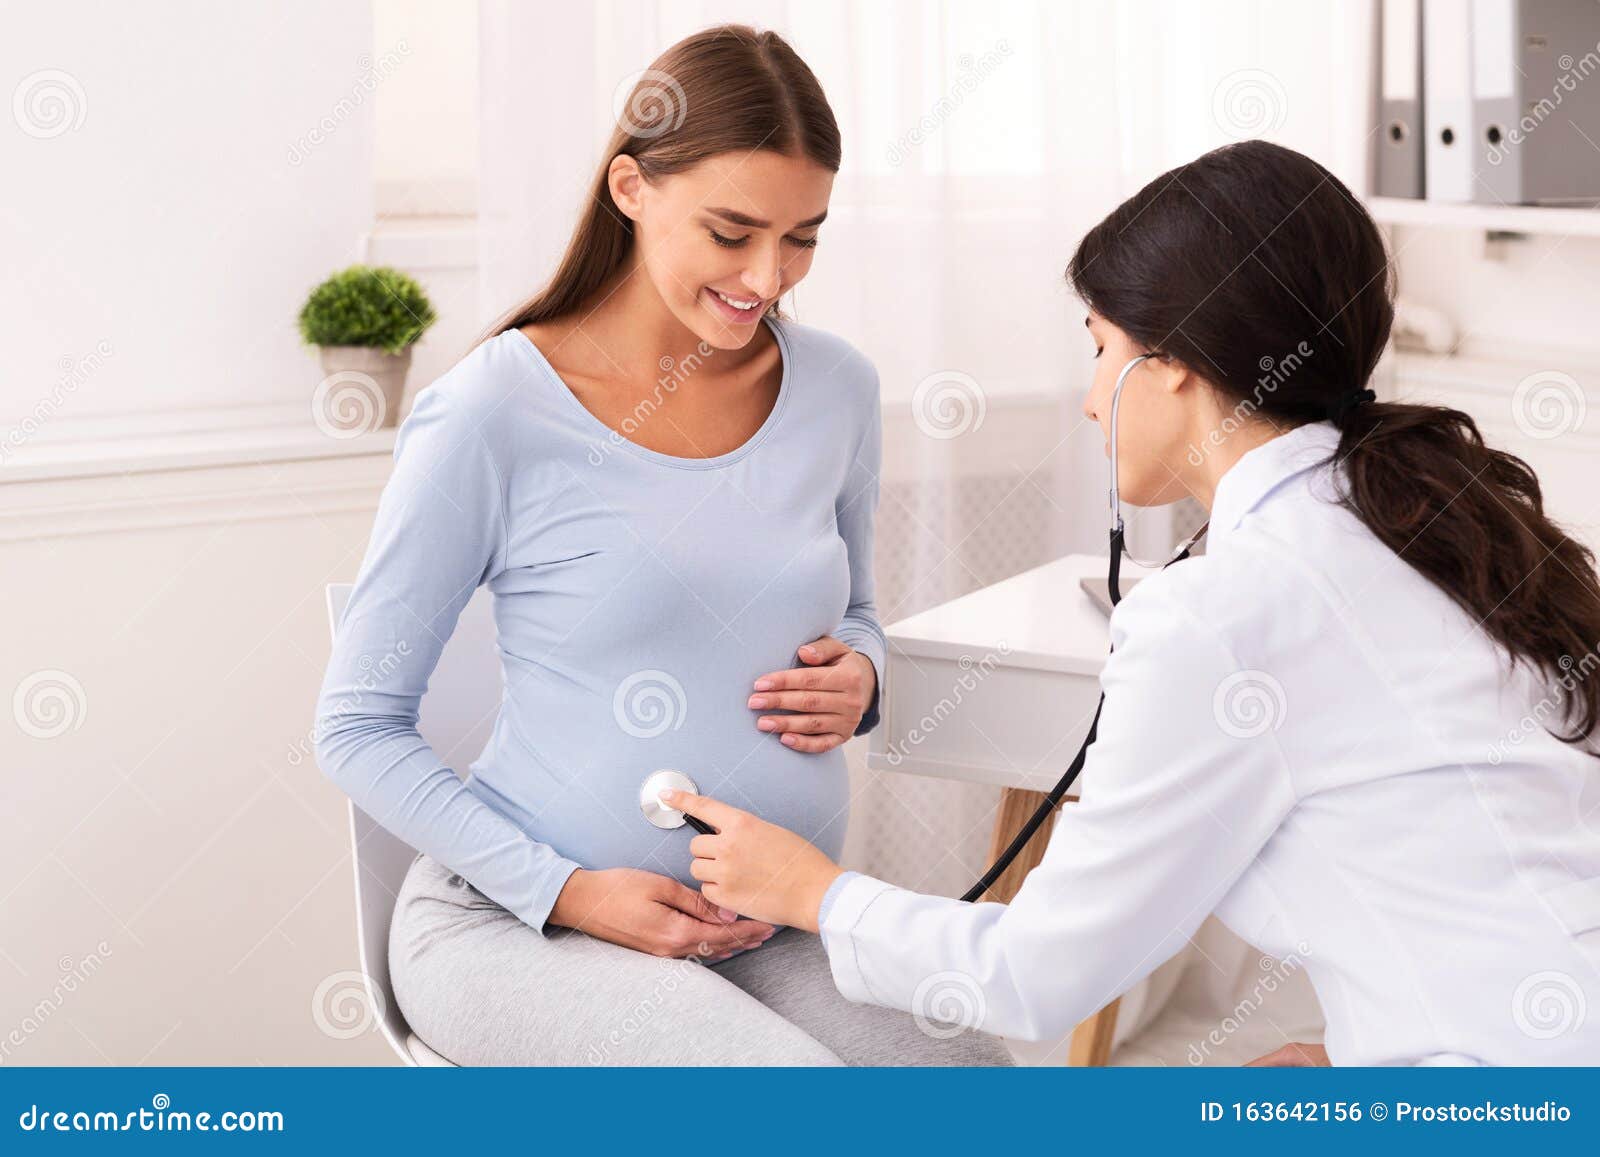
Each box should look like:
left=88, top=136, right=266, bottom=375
left=477, top=0, right=1368, bottom=570
left=476, top=0, right=1363, bottom=1062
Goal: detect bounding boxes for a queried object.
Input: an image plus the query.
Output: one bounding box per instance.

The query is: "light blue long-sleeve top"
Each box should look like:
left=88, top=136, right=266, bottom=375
left=314, top=315, right=887, bottom=935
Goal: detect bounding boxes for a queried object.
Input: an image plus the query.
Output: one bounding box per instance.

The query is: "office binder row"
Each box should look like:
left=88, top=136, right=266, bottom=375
left=1376, top=0, right=1600, bottom=204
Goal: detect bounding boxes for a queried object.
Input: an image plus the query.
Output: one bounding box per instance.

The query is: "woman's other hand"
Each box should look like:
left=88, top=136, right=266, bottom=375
left=1245, top=1042, right=1330, bottom=1066
left=657, top=788, right=843, bottom=932
left=547, top=867, right=775, bottom=961
left=747, top=634, right=877, bottom=752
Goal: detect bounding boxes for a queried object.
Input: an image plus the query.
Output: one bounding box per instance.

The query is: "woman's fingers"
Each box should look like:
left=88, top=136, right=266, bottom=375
left=678, top=918, right=774, bottom=958
left=747, top=687, right=847, bottom=713
left=751, top=664, right=834, bottom=694
left=747, top=653, right=868, bottom=748
left=757, top=713, right=838, bottom=736
left=777, top=732, right=846, bottom=753
left=796, top=635, right=851, bottom=664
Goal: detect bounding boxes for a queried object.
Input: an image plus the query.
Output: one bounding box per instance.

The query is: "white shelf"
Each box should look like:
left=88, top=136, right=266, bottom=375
left=1367, top=197, right=1600, bottom=238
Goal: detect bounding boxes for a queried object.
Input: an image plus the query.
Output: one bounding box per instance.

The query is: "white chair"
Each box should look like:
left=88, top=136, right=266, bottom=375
left=323, top=582, right=502, bottom=1067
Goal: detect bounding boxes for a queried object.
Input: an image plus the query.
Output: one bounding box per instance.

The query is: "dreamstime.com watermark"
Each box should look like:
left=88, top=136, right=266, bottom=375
left=885, top=41, right=1013, bottom=168
left=311, top=970, right=384, bottom=1040
left=312, top=371, right=386, bottom=438
left=613, top=68, right=689, bottom=139
left=287, top=40, right=411, bottom=166
left=1186, top=942, right=1313, bottom=1065
left=882, top=644, right=1012, bottom=768
left=288, top=642, right=413, bottom=766
left=586, top=949, right=714, bottom=1064
left=12, top=669, right=87, bottom=740
left=12, top=68, right=86, bottom=139
left=1488, top=642, right=1600, bottom=766
left=912, top=970, right=987, bottom=1039
left=1187, top=341, right=1314, bottom=466
left=1212, top=669, right=1288, bottom=739
left=1212, top=69, right=1287, bottom=140
left=910, top=370, right=986, bottom=440
left=1511, top=369, right=1588, bottom=441
left=586, top=343, right=716, bottom=465
left=1512, top=970, right=1588, bottom=1040
left=0, top=941, right=113, bottom=1065
left=0, top=340, right=114, bottom=463
left=1486, top=41, right=1600, bottom=167
left=612, top=668, right=688, bottom=739
left=17, top=1094, right=283, bottom=1134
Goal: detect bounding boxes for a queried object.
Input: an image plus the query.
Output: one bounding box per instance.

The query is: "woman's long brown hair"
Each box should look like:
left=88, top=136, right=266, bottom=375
left=1069, top=139, right=1600, bottom=748
left=479, top=24, right=840, bottom=341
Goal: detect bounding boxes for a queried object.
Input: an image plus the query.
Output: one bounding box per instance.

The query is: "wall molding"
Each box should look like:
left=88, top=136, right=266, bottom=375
left=0, top=431, right=396, bottom=542
left=2, top=392, right=1076, bottom=543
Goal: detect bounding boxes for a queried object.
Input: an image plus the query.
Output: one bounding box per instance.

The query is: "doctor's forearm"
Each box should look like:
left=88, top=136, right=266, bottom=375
left=814, top=873, right=1095, bottom=1043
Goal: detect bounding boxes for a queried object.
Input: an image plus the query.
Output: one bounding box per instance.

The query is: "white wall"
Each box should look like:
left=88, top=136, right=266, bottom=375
left=2, top=0, right=1596, bottom=1066
left=1, top=1, right=375, bottom=447
left=373, top=0, right=478, bottom=214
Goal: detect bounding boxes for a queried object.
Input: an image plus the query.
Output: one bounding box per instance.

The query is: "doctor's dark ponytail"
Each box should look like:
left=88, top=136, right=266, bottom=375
left=1068, top=139, right=1600, bottom=749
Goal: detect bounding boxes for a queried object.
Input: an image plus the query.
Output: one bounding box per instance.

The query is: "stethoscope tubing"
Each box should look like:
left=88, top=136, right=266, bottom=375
left=959, top=353, right=1206, bottom=902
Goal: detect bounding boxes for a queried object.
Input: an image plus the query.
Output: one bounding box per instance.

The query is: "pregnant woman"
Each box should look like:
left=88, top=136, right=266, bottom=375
left=313, top=25, right=1012, bottom=1067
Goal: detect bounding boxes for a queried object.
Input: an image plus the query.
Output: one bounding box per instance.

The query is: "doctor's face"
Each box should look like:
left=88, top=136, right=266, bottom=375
left=1081, top=313, right=1194, bottom=508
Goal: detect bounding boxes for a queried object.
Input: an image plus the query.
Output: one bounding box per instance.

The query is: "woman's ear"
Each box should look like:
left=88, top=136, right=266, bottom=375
left=607, top=155, right=645, bottom=222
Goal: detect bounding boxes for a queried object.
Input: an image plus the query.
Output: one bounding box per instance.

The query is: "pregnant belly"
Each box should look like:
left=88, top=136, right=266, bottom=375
left=470, top=710, right=852, bottom=893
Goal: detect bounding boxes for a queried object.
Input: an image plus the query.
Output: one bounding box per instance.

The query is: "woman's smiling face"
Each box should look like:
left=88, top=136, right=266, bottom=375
left=608, top=149, right=834, bottom=350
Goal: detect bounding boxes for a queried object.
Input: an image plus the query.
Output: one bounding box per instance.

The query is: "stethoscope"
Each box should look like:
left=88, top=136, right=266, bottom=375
left=641, top=352, right=1209, bottom=904
left=956, top=352, right=1207, bottom=902
left=639, top=768, right=715, bottom=834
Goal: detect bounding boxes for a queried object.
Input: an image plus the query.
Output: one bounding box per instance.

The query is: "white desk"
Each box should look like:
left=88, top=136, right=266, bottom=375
left=867, top=553, right=1156, bottom=793
left=865, top=552, right=1160, bottom=1065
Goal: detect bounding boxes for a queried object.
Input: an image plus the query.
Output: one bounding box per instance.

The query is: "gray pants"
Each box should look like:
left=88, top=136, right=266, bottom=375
left=389, top=853, right=1015, bottom=1066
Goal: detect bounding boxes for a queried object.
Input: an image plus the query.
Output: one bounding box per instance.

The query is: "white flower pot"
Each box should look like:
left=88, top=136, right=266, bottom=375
left=313, top=346, right=413, bottom=436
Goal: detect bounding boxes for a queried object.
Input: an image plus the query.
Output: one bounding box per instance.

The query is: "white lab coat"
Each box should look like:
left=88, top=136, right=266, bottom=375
left=820, top=420, right=1600, bottom=1065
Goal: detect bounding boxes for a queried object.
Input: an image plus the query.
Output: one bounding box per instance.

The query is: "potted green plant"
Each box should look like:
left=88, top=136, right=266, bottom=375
left=298, top=264, right=437, bottom=433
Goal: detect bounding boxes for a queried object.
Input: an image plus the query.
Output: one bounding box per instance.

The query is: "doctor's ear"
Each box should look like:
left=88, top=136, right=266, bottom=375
left=1147, top=353, right=1195, bottom=397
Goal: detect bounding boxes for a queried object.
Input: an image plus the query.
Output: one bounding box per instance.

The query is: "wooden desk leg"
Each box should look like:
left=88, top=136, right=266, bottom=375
left=983, top=787, right=1121, bottom=1067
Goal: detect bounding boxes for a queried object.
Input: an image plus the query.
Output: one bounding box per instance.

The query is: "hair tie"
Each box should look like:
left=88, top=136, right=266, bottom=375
left=1328, top=387, right=1376, bottom=425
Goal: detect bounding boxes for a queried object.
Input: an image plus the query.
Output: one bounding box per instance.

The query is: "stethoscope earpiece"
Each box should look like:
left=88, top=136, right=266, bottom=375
left=967, top=368, right=1209, bottom=901
left=1106, top=351, right=1208, bottom=602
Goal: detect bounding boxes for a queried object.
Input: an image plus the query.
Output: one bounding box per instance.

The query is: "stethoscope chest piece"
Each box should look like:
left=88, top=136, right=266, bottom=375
left=639, top=768, right=700, bottom=829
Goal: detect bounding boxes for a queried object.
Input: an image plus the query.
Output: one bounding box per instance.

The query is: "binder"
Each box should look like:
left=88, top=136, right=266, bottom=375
left=1377, top=0, right=1425, bottom=198
left=1472, top=0, right=1600, bottom=206
left=1423, top=0, right=1475, bottom=202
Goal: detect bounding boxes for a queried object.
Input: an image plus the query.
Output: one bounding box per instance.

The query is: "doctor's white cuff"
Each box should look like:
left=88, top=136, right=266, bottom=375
left=816, top=869, right=901, bottom=1005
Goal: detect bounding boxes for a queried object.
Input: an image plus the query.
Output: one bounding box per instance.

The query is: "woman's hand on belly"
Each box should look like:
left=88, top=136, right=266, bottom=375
left=747, top=634, right=877, bottom=753
left=657, top=787, right=843, bottom=933
left=547, top=867, right=776, bottom=961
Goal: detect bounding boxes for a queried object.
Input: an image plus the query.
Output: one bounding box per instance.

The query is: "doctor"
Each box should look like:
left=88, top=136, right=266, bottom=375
left=659, top=140, right=1600, bottom=1066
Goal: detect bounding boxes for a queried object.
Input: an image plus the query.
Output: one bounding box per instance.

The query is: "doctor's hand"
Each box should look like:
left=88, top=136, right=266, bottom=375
left=656, top=788, right=843, bottom=933
left=546, top=867, right=776, bottom=961
left=748, top=635, right=877, bottom=753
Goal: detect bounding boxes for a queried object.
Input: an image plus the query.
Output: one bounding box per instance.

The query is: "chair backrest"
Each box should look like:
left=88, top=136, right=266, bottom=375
left=323, top=582, right=502, bottom=1060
